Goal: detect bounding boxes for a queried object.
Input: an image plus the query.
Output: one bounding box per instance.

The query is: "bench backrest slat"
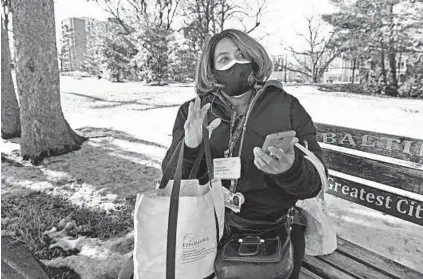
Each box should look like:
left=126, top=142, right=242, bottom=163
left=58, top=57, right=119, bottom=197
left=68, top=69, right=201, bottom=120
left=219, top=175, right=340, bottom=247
left=315, top=123, right=423, bottom=164
left=322, top=148, right=423, bottom=195
left=315, top=122, right=423, bottom=226
left=328, top=173, right=423, bottom=226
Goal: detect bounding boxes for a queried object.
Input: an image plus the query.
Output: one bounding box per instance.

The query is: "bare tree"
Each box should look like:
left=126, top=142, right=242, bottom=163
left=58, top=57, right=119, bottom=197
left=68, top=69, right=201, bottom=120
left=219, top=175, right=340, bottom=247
left=91, top=0, right=180, bottom=31
left=181, top=0, right=267, bottom=51
left=90, top=0, right=137, bottom=34
left=238, top=0, right=267, bottom=34
left=284, top=16, right=343, bottom=83
left=180, top=0, right=218, bottom=50
left=1, top=19, right=20, bottom=139
left=12, top=0, right=86, bottom=164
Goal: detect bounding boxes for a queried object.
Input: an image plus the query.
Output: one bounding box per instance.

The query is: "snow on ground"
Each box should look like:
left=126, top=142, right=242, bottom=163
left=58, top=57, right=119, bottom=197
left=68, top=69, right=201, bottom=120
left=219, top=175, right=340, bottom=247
left=327, top=195, right=423, bottom=272
left=285, top=85, right=423, bottom=139
left=39, top=231, right=134, bottom=279
left=2, top=76, right=423, bottom=277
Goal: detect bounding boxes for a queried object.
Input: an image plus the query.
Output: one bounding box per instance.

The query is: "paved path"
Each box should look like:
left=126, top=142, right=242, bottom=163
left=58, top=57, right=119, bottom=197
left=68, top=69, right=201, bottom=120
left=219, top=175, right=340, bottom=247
left=1, top=236, right=49, bottom=279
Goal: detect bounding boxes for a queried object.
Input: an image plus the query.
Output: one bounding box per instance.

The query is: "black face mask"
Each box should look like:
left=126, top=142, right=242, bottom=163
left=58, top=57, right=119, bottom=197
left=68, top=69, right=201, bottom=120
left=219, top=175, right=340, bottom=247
left=214, top=62, right=256, bottom=97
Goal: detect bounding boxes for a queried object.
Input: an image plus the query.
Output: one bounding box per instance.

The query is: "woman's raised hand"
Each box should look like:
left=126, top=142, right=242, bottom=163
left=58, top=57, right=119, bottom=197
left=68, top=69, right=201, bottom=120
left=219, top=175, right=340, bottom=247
left=184, top=97, right=221, bottom=148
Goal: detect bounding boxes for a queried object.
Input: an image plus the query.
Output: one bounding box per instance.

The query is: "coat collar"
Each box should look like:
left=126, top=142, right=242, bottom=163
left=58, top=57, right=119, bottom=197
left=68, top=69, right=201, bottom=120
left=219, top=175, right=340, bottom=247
left=202, top=80, right=285, bottom=123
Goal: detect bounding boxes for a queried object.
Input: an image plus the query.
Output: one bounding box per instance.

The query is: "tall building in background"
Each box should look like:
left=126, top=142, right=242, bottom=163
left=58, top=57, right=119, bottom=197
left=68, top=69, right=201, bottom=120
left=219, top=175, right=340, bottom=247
left=60, top=17, right=102, bottom=71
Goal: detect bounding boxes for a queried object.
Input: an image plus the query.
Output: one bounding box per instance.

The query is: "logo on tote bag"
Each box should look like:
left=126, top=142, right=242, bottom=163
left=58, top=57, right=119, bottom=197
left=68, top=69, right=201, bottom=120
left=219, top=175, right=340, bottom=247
left=181, top=233, right=215, bottom=264
left=183, top=234, right=210, bottom=248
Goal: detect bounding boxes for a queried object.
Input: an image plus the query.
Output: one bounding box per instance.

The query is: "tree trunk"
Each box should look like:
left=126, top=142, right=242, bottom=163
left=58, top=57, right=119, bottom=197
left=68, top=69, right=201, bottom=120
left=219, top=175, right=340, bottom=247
left=12, top=0, right=87, bottom=165
left=380, top=40, right=388, bottom=86
left=1, top=21, right=21, bottom=139
left=311, top=64, right=316, bottom=83
left=398, top=51, right=404, bottom=83
left=351, top=58, right=357, bottom=84
left=388, top=45, right=398, bottom=87
left=387, top=1, right=398, bottom=95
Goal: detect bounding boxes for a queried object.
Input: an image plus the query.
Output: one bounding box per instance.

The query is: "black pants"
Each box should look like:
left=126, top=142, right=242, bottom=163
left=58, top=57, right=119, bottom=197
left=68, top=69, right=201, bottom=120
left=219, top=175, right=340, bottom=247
left=289, top=224, right=306, bottom=279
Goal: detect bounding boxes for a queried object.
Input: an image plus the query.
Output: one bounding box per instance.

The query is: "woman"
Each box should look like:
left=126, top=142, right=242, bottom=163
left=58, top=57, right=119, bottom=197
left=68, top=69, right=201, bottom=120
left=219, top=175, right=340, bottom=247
left=162, top=29, right=324, bottom=279
left=119, top=29, right=324, bottom=279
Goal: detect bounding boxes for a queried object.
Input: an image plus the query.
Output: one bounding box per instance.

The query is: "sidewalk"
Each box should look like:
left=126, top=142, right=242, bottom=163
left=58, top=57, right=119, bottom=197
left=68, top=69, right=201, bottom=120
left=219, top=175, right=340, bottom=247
left=1, top=236, right=49, bottom=279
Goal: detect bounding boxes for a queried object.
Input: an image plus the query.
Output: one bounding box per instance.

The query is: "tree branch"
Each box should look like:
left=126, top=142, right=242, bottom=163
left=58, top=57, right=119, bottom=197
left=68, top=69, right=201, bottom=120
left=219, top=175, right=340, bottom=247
left=286, top=46, right=309, bottom=56
left=289, top=52, right=313, bottom=73
left=246, top=0, right=266, bottom=34
left=285, top=66, right=313, bottom=78
left=93, top=0, right=132, bottom=35
left=318, top=49, right=343, bottom=76
left=168, top=0, right=180, bottom=29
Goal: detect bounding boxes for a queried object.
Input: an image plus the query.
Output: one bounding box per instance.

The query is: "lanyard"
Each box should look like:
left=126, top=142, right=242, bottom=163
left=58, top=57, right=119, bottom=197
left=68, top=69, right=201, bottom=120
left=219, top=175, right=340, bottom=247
left=225, top=94, right=254, bottom=192
left=228, top=112, right=246, bottom=157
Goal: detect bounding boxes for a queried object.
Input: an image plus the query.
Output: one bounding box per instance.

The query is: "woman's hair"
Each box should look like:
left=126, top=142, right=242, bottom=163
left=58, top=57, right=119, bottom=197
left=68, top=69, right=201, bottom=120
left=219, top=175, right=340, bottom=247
left=194, top=29, right=273, bottom=96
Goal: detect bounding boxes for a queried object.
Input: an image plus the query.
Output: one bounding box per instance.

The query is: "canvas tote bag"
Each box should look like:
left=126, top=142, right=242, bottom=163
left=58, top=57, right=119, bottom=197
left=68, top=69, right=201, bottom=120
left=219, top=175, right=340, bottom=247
left=133, top=122, right=225, bottom=279
left=295, top=143, right=337, bottom=256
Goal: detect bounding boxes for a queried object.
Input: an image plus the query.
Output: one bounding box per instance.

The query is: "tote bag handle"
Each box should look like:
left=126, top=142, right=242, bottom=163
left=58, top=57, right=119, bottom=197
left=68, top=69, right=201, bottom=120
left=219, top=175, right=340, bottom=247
left=159, top=138, right=185, bottom=190
left=158, top=115, right=215, bottom=279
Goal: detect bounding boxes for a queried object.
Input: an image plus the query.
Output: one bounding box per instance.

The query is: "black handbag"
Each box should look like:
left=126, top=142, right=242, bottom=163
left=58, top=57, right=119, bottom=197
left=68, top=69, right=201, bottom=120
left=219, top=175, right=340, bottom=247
left=214, top=209, right=294, bottom=279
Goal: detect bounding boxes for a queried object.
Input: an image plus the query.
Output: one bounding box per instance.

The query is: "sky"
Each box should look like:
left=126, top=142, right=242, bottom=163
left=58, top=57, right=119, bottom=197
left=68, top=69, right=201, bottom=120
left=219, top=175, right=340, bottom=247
left=53, top=0, right=337, bottom=56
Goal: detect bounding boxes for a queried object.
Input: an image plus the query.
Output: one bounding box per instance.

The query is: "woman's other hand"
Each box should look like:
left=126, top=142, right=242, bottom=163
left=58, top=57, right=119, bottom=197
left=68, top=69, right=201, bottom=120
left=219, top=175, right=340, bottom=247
left=184, top=97, right=221, bottom=148
left=253, top=137, right=299, bottom=175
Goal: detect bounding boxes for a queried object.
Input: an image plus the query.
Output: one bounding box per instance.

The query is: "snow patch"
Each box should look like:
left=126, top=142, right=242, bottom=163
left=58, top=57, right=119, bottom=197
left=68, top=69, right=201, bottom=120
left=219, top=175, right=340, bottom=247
left=327, top=195, right=423, bottom=273
left=41, top=234, right=133, bottom=279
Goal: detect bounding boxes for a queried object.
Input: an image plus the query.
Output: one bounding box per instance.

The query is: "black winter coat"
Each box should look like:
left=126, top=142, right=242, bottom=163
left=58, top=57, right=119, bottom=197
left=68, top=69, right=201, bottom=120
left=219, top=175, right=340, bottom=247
left=162, top=82, right=324, bottom=221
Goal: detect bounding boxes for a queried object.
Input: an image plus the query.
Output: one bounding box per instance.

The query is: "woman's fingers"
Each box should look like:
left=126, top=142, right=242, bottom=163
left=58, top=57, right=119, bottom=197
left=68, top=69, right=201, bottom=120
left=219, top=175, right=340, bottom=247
left=187, top=97, right=208, bottom=126
left=194, top=96, right=201, bottom=116
left=268, top=146, right=285, bottom=160
left=187, top=101, right=194, bottom=122
left=285, top=137, right=299, bottom=155
left=291, top=137, right=299, bottom=146
left=253, top=147, right=276, bottom=165
left=254, top=155, right=267, bottom=169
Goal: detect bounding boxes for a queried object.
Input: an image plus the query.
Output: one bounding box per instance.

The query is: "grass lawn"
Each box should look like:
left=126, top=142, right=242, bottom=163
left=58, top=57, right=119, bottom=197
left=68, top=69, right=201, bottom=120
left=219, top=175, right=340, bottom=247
left=2, top=77, right=423, bottom=278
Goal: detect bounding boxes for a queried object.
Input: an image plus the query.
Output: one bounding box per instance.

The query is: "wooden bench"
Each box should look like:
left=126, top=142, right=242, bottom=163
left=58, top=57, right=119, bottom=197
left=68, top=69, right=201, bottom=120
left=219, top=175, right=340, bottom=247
left=299, top=123, right=423, bottom=279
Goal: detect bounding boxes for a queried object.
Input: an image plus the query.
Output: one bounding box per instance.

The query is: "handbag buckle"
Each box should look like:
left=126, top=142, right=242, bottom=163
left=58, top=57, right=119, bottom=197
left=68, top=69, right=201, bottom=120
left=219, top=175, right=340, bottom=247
left=238, top=236, right=264, bottom=256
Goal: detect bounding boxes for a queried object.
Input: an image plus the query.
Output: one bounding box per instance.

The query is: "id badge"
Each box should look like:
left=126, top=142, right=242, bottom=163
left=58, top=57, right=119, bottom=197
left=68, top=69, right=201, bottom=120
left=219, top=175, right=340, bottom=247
left=213, top=157, right=241, bottom=180
left=221, top=187, right=245, bottom=213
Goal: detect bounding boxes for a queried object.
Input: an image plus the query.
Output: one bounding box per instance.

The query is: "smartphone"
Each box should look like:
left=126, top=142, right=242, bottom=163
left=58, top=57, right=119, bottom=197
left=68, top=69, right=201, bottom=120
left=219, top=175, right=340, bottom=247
left=262, top=130, right=296, bottom=153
